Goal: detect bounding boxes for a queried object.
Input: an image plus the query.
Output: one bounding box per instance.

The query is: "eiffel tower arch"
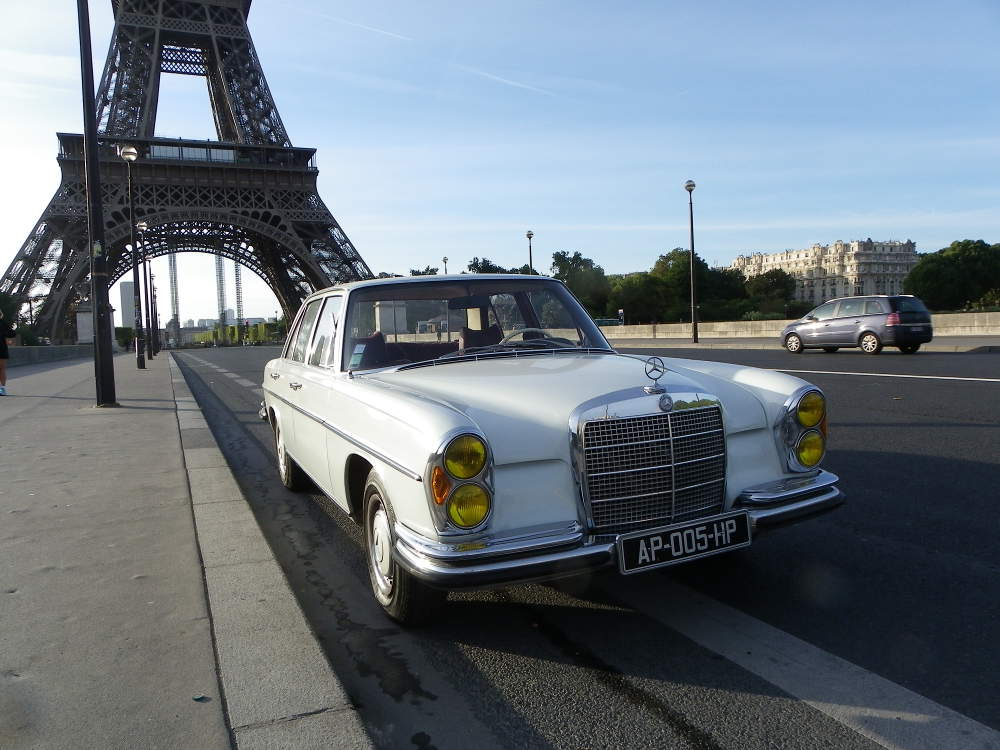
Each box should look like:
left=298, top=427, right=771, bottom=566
left=1, top=0, right=373, bottom=341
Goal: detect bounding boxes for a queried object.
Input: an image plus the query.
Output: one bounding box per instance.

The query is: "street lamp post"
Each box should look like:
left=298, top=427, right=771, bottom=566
left=526, top=230, right=534, bottom=274
left=77, top=0, right=117, bottom=404
left=684, top=180, right=699, bottom=344
left=136, top=221, right=154, bottom=360
left=150, top=273, right=160, bottom=354
left=442, top=256, right=448, bottom=274
left=120, top=145, right=146, bottom=368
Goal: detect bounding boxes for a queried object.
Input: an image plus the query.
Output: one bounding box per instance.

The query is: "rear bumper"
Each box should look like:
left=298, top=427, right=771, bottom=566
left=393, top=470, right=844, bottom=588
left=885, top=326, right=933, bottom=345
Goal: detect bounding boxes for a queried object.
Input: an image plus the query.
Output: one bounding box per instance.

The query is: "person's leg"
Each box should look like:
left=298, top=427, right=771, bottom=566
left=0, top=358, right=7, bottom=387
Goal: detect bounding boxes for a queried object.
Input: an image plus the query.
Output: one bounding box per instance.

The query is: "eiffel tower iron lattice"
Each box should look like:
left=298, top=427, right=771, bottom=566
left=1, top=0, right=373, bottom=341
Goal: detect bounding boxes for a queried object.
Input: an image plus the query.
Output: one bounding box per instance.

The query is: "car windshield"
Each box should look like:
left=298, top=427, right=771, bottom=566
left=341, top=277, right=612, bottom=371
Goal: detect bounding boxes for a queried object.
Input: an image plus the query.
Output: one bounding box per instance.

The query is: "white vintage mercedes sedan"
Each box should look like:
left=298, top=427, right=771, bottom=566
left=261, top=275, right=843, bottom=624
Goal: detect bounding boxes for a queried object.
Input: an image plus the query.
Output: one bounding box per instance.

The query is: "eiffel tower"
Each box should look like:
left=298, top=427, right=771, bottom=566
left=1, top=0, right=373, bottom=341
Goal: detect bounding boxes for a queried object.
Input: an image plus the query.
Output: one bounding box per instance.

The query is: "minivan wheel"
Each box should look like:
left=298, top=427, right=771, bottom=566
left=784, top=334, right=803, bottom=353
left=899, top=344, right=920, bottom=354
left=859, top=332, right=883, bottom=354
left=364, top=471, right=445, bottom=625
left=822, top=347, right=839, bottom=353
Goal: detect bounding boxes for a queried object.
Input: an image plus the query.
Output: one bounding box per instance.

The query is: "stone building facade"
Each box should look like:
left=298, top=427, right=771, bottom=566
left=730, top=239, right=918, bottom=304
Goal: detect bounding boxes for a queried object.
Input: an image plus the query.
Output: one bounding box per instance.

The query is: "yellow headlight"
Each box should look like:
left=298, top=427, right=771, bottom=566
left=444, top=435, right=487, bottom=479
left=448, top=484, right=491, bottom=528
left=795, top=430, right=825, bottom=467
left=797, top=391, right=825, bottom=428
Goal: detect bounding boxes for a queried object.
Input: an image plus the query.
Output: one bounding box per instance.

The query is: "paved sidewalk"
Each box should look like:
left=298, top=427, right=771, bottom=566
left=0, top=355, right=371, bottom=749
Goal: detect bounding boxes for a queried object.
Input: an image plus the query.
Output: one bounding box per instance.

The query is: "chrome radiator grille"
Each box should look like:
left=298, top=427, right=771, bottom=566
left=582, top=406, right=726, bottom=531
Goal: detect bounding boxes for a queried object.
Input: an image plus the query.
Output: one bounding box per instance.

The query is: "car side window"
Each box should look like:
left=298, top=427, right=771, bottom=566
left=288, top=299, right=323, bottom=363
left=838, top=299, right=864, bottom=317
left=811, top=302, right=837, bottom=321
left=864, top=299, right=885, bottom=314
left=307, top=296, right=342, bottom=368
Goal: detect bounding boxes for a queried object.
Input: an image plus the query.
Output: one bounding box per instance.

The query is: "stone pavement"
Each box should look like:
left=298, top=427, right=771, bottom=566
left=0, top=354, right=371, bottom=749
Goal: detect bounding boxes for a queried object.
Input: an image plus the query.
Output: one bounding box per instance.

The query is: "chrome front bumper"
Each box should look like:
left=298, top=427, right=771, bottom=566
left=393, top=469, right=844, bottom=589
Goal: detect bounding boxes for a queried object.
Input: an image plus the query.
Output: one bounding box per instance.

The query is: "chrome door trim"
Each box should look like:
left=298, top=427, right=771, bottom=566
left=268, top=390, right=423, bottom=482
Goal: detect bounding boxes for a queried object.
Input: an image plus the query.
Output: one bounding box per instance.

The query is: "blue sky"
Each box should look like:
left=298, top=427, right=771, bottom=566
left=2, top=0, right=999, bottom=322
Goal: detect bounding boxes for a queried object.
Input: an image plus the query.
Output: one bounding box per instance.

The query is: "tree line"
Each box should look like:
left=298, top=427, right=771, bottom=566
left=395, top=238, right=1000, bottom=321
left=392, top=250, right=810, bottom=324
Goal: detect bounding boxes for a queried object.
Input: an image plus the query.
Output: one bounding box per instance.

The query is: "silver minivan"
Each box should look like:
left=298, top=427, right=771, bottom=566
left=781, top=295, right=933, bottom=354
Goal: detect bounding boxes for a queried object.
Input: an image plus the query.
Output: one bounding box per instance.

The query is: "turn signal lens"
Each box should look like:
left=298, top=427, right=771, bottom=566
left=444, top=435, right=487, bottom=479
left=795, top=430, right=825, bottom=467
left=448, top=484, right=491, bottom=528
left=431, top=466, right=451, bottom=505
left=797, top=391, right=825, bottom=428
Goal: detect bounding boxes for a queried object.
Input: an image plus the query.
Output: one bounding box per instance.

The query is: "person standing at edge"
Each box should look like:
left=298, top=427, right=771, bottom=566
left=0, top=309, right=15, bottom=395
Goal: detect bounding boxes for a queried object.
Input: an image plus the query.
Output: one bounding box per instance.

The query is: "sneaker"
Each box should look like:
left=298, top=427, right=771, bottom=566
left=0, top=386, right=6, bottom=395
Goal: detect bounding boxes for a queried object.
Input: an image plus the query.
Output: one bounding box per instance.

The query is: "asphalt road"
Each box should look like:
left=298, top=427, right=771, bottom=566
left=173, top=345, right=1000, bottom=750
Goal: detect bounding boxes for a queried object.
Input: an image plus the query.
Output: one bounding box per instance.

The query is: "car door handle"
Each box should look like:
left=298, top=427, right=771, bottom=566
left=288, top=382, right=302, bottom=390
left=270, top=372, right=280, bottom=379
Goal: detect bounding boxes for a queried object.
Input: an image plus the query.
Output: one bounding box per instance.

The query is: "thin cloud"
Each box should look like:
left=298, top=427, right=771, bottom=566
left=456, top=65, right=555, bottom=96
left=309, top=12, right=412, bottom=41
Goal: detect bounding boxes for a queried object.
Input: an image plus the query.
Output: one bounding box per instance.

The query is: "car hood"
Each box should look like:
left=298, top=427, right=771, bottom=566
left=364, top=353, right=768, bottom=466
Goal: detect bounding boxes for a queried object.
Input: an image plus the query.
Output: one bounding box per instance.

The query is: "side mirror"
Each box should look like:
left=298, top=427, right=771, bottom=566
left=806, top=315, right=817, bottom=321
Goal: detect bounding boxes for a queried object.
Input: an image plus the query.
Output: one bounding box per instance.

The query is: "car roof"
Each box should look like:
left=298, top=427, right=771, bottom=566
left=824, top=294, right=917, bottom=303
left=306, top=273, right=560, bottom=298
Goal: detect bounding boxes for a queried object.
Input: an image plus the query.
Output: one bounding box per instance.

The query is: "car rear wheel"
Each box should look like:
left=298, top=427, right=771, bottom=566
left=784, top=334, right=803, bottom=353
left=899, top=344, right=920, bottom=354
left=275, top=423, right=308, bottom=491
left=822, top=347, right=839, bottom=353
left=364, top=472, right=445, bottom=625
left=859, top=332, right=883, bottom=354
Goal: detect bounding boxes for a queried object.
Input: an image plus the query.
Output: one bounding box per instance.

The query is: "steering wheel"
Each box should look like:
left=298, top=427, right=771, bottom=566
left=499, top=327, right=550, bottom=344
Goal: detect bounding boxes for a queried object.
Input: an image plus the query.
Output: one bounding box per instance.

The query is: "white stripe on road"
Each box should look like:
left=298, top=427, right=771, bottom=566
left=615, top=579, right=999, bottom=750
left=779, top=369, right=1000, bottom=383
left=184, top=356, right=261, bottom=391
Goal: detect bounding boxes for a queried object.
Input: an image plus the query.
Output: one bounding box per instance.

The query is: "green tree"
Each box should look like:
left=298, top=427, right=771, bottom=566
left=0, top=292, right=15, bottom=322
left=606, top=273, right=667, bottom=324
left=409, top=266, right=438, bottom=276
left=550, top=251, right=611, bottom=316
left=746, top=268, right=796, bottom=300
left=467, top=257, right=514, bottom=273
left=904, top=240, right=1000, bottom=310
left=115, top=326, right=135, bottom=349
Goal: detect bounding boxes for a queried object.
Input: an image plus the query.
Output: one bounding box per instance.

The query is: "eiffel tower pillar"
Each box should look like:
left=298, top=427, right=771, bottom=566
left=1, top=0, right=373, bottom=341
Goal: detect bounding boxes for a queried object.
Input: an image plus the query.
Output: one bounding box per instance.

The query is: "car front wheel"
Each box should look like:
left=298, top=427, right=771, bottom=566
left=364, top=471, right=445, bottom=625
left=859, top=332, right=883, bottom=354
left=784, top=334, right=803, bottom=353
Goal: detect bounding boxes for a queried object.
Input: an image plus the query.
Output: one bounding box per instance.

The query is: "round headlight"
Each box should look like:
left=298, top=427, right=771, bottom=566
left=795, top=430, right=825, bottom=467
left=797, top=391, right=825, bottom=428
left=448, top=484, right=491, bottom=528
left=444, top=435, right=487, bottom=479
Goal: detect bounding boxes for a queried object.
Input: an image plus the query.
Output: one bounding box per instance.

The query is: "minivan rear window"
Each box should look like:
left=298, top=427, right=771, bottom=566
left=865, top=300, right=885, bottom=314
left=895, top=297, right=929, bottom=313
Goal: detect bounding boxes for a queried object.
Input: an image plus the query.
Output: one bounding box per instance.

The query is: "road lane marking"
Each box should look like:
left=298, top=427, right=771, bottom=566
left=778, top=369, right=1000, bottom=383
left=614, top=579, right=999, bottom=750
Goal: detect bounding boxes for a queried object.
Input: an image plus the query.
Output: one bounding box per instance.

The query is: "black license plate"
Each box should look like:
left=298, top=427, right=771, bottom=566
left=618, top=512, right=751, bottom=574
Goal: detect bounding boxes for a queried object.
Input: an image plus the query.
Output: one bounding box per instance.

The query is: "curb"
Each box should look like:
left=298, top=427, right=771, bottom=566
left=606, top=338, right=1000, bottom=353
left=168, top=354, right=374, bottom=750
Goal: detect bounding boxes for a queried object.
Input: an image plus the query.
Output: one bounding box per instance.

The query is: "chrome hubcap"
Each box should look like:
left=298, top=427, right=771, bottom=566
left=277, top=429, right=288, bottom=479
left=862, top=336, right=876, bottom=352
left=369, top=501, right=393, bottom=598
left=787, top=336, right=800, bottom=351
